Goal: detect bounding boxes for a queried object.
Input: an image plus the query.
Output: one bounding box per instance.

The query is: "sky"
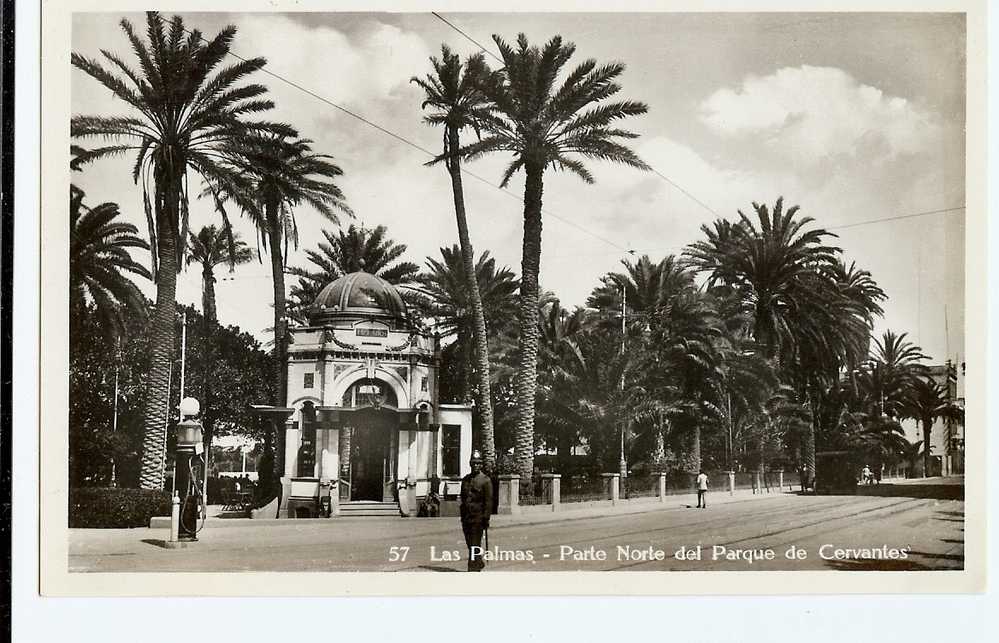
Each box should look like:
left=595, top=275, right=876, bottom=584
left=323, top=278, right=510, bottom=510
left=70, top=11, right=967, bottom=366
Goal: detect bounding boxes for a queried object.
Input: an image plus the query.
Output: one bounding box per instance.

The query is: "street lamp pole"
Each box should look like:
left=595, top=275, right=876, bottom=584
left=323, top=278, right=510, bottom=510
left=619, top=286, right=627, bottom=481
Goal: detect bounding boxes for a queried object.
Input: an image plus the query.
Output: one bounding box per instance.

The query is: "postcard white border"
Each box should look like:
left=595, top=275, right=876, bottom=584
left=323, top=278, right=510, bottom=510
left=36, top=0, right=988, bottom=597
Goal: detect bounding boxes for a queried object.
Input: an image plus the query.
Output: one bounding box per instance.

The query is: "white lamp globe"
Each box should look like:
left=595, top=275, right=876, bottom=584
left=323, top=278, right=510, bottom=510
left=179, top=397, right=200, bottom=418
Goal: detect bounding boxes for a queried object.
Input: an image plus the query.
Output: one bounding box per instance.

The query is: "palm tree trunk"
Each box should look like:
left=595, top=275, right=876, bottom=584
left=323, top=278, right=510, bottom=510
left=803, top=391, right=817, bottom=490
left=202, top=268, right=218, bottom=326
left=514, top=161, right=545, bottom=481
left=445, top=126, right=496, bottom=471
left=138, top=175, right=180, bottom=491
left=922, top=416, right=932, bottom=477
left=266, top=200, right=288, bottom=482
left=266, top=202, right=288, bottom=406
left=691, top=424, right=701, bottom=472
left=201, top=266, right=218, bottom=493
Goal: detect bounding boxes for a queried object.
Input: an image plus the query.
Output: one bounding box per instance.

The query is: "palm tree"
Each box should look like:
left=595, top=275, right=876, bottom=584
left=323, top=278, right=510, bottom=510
left=186, top=225, right=252, bottom=326
left=459, top=33, right=650, bottom=479
left=288, top=224, right=419, bottom=322
left=210, top=136, right=351, bottom=406
left=416, top=245, right=518, bottom=406
left=72, top=12, right=290, bottom=489
left=70, top=185, right=151, bottom=337
left=587, top=254, right=694, bottom=331
left=685, top=198, right=884, bottom=487
left=186, top=225, right=252, bottom=464
left=413, top=46, right=499, bottom=469
left=902, top=377, right=964, bottom=477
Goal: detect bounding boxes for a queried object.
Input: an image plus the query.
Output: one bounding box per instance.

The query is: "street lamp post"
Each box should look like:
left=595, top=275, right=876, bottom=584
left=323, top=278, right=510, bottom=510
left=619, top=287, right=627, bottom=483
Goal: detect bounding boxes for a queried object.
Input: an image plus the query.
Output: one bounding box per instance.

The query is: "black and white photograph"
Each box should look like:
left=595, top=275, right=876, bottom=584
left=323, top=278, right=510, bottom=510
left=35, top=0, right=986, bottom=596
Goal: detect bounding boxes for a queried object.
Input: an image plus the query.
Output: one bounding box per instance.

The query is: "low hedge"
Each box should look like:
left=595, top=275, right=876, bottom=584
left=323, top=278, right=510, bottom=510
left=69, top=487, right=172, bottom=529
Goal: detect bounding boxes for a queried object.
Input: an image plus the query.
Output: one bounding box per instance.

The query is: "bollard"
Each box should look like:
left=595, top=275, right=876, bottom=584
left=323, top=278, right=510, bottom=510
left=657, top=473, right=667, bottom=503
left=497, top=474, right=521, bottom=515
left=543, top=473, right=561, bottom=512
left=169, top=491, right=180, bottom=543
left=726, top=471, right=735, bottom=496
left=778, top=470, right=784, bottom=492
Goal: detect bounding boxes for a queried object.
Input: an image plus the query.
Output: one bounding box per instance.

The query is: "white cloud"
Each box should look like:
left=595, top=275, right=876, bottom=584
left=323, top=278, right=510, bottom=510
left=700, top=65, right=941, bottom=164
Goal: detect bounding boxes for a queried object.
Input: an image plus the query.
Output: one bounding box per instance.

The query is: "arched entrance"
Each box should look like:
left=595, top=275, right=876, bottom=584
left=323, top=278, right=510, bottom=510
left=341, top=379, right=399, bottom=502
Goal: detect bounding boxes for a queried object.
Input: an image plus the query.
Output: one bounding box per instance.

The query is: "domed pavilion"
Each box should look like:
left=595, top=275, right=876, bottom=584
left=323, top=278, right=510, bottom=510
left=272, top=270, right=472, bottom=518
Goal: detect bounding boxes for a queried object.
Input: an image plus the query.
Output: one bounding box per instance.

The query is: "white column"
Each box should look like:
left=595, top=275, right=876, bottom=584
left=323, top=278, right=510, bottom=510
left=322, top=358, right=335, bottom=405
left=285, top=424, right=300, bottom=478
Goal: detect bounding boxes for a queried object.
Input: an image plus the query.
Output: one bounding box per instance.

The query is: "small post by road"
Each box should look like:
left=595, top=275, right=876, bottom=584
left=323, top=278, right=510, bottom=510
left=497, top=474, right=521, bottom=515
left=542, top=473, right=561, bottom=512
left=726, top=470, right=735, bottom=496
left=169, top=491, right=180, bottom=542
left=657, top=473, right=667, bottom=502
left=602, top=473, right=620, bottom=505
left=778, top=470, right=784, bottom=492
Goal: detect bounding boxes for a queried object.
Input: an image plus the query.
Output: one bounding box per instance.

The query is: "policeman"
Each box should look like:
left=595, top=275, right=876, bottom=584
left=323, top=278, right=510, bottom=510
left=459, top=451, right=493, bottom=572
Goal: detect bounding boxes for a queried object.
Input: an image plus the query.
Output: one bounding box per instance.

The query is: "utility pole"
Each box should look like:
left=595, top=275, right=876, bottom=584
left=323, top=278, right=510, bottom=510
left=110, top=335, right=120, bottom=487
left=726, top=391, right=733, bottom=470
left=179, top=309, right=187, bottom=404
left=619, top=286, right=627, bottom=481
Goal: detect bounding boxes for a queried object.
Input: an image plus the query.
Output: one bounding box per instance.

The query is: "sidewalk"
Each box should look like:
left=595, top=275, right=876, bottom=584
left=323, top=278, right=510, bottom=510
left=145, top=484, right=796, bottom=533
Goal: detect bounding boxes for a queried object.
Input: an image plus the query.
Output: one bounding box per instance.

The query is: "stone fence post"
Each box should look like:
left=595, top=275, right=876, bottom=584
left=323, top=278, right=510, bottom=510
left=726, top=470, right=735, bottom=496
left=497, top=474, right=521, bottom=515
left=778, top=470, right=784, bottom=492
left=602, top=473, right=620, bottom=505
left=542, top=473, right=561, bottom=512
left=657, top=473, right=667, bottom=502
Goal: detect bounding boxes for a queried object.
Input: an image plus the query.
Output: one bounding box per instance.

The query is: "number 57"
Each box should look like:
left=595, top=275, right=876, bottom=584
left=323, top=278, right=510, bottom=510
left=388, top=546, right=410, bottom=562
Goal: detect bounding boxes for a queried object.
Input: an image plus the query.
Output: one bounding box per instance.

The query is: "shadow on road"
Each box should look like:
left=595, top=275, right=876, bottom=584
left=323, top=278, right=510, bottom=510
left=854, top=483, right=964, bottom=501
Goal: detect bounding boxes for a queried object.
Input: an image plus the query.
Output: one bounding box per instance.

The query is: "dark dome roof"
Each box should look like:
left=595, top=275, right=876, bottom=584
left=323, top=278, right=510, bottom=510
left=310, top=271, right=407, bottom=324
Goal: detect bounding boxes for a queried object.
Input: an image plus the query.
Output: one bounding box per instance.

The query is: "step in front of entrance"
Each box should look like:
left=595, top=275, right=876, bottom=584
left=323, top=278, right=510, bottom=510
left=338, top=501, right=401, bottom=517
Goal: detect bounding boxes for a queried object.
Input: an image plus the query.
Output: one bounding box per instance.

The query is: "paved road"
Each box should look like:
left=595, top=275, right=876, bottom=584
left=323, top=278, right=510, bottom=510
left=69, top=477, right=964, bottom=573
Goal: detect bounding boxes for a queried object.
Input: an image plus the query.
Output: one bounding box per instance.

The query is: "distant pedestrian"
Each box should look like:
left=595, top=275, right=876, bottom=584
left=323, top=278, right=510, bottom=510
left=460, top=451, right=492, bottom=571
left=861, top=465, right=872, bottom=485
left=696, top=470, right=709, bottom=508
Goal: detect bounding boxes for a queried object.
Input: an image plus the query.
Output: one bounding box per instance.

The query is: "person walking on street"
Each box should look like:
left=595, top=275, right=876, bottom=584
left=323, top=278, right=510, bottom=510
left=460, top=451, right=492, bottom=571
left=696, top=470, right=709, bottom=509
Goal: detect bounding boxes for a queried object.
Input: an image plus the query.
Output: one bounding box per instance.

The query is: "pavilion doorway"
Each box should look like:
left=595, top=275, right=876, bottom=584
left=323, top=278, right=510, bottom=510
left=347, top=409, right=397, bottom=502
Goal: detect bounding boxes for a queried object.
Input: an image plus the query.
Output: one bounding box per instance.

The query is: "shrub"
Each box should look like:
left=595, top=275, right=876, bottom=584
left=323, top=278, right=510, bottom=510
left=69, top=487, right=172, bottom=528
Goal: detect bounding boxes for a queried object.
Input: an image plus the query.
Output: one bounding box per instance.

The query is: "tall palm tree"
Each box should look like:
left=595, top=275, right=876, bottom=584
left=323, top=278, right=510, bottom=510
left=186, top=225, right=252, bottom=326
left=459, top=34, right=650, bottom=479
left=210, top=135, right=351, bottom=407
left=901, top=377, right=964, bottom=477
left=413, top=46, right=499, bottom=469
left=416, top=245, right=518, bottom=406
left=70, top=185, right=151, bottom=337
left=72, top=12, right=290, bottom=489
left=288, top=224, right=419, bottom=322
left=186, top=225, right=252, bottom=464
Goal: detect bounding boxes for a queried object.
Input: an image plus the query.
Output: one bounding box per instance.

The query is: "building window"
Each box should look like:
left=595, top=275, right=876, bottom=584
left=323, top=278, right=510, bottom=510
left=421, top=376, right=428, bottom=392
left=303, top=372, right=314, bottom=389
left=441, top=424, right=461, bottom=477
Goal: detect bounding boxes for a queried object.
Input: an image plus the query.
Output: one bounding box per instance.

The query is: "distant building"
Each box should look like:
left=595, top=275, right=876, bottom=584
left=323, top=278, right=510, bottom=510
left=901, top=361, right=964, bottom=476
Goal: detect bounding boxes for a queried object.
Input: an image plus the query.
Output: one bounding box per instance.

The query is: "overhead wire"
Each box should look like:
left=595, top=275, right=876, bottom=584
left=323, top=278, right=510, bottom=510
left=429, top=13, right=965, bottom=234
left=179, top=26, right=635, bottom=255
left=431, top=12, right=722, bottom=220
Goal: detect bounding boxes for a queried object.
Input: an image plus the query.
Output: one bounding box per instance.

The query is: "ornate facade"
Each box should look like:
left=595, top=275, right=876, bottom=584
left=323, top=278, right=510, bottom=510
left=277, top=270, right=472, bottom=517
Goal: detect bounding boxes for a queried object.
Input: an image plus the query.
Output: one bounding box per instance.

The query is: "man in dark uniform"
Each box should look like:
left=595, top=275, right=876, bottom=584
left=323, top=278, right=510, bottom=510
left=459, top=451, right=492, bottom=572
